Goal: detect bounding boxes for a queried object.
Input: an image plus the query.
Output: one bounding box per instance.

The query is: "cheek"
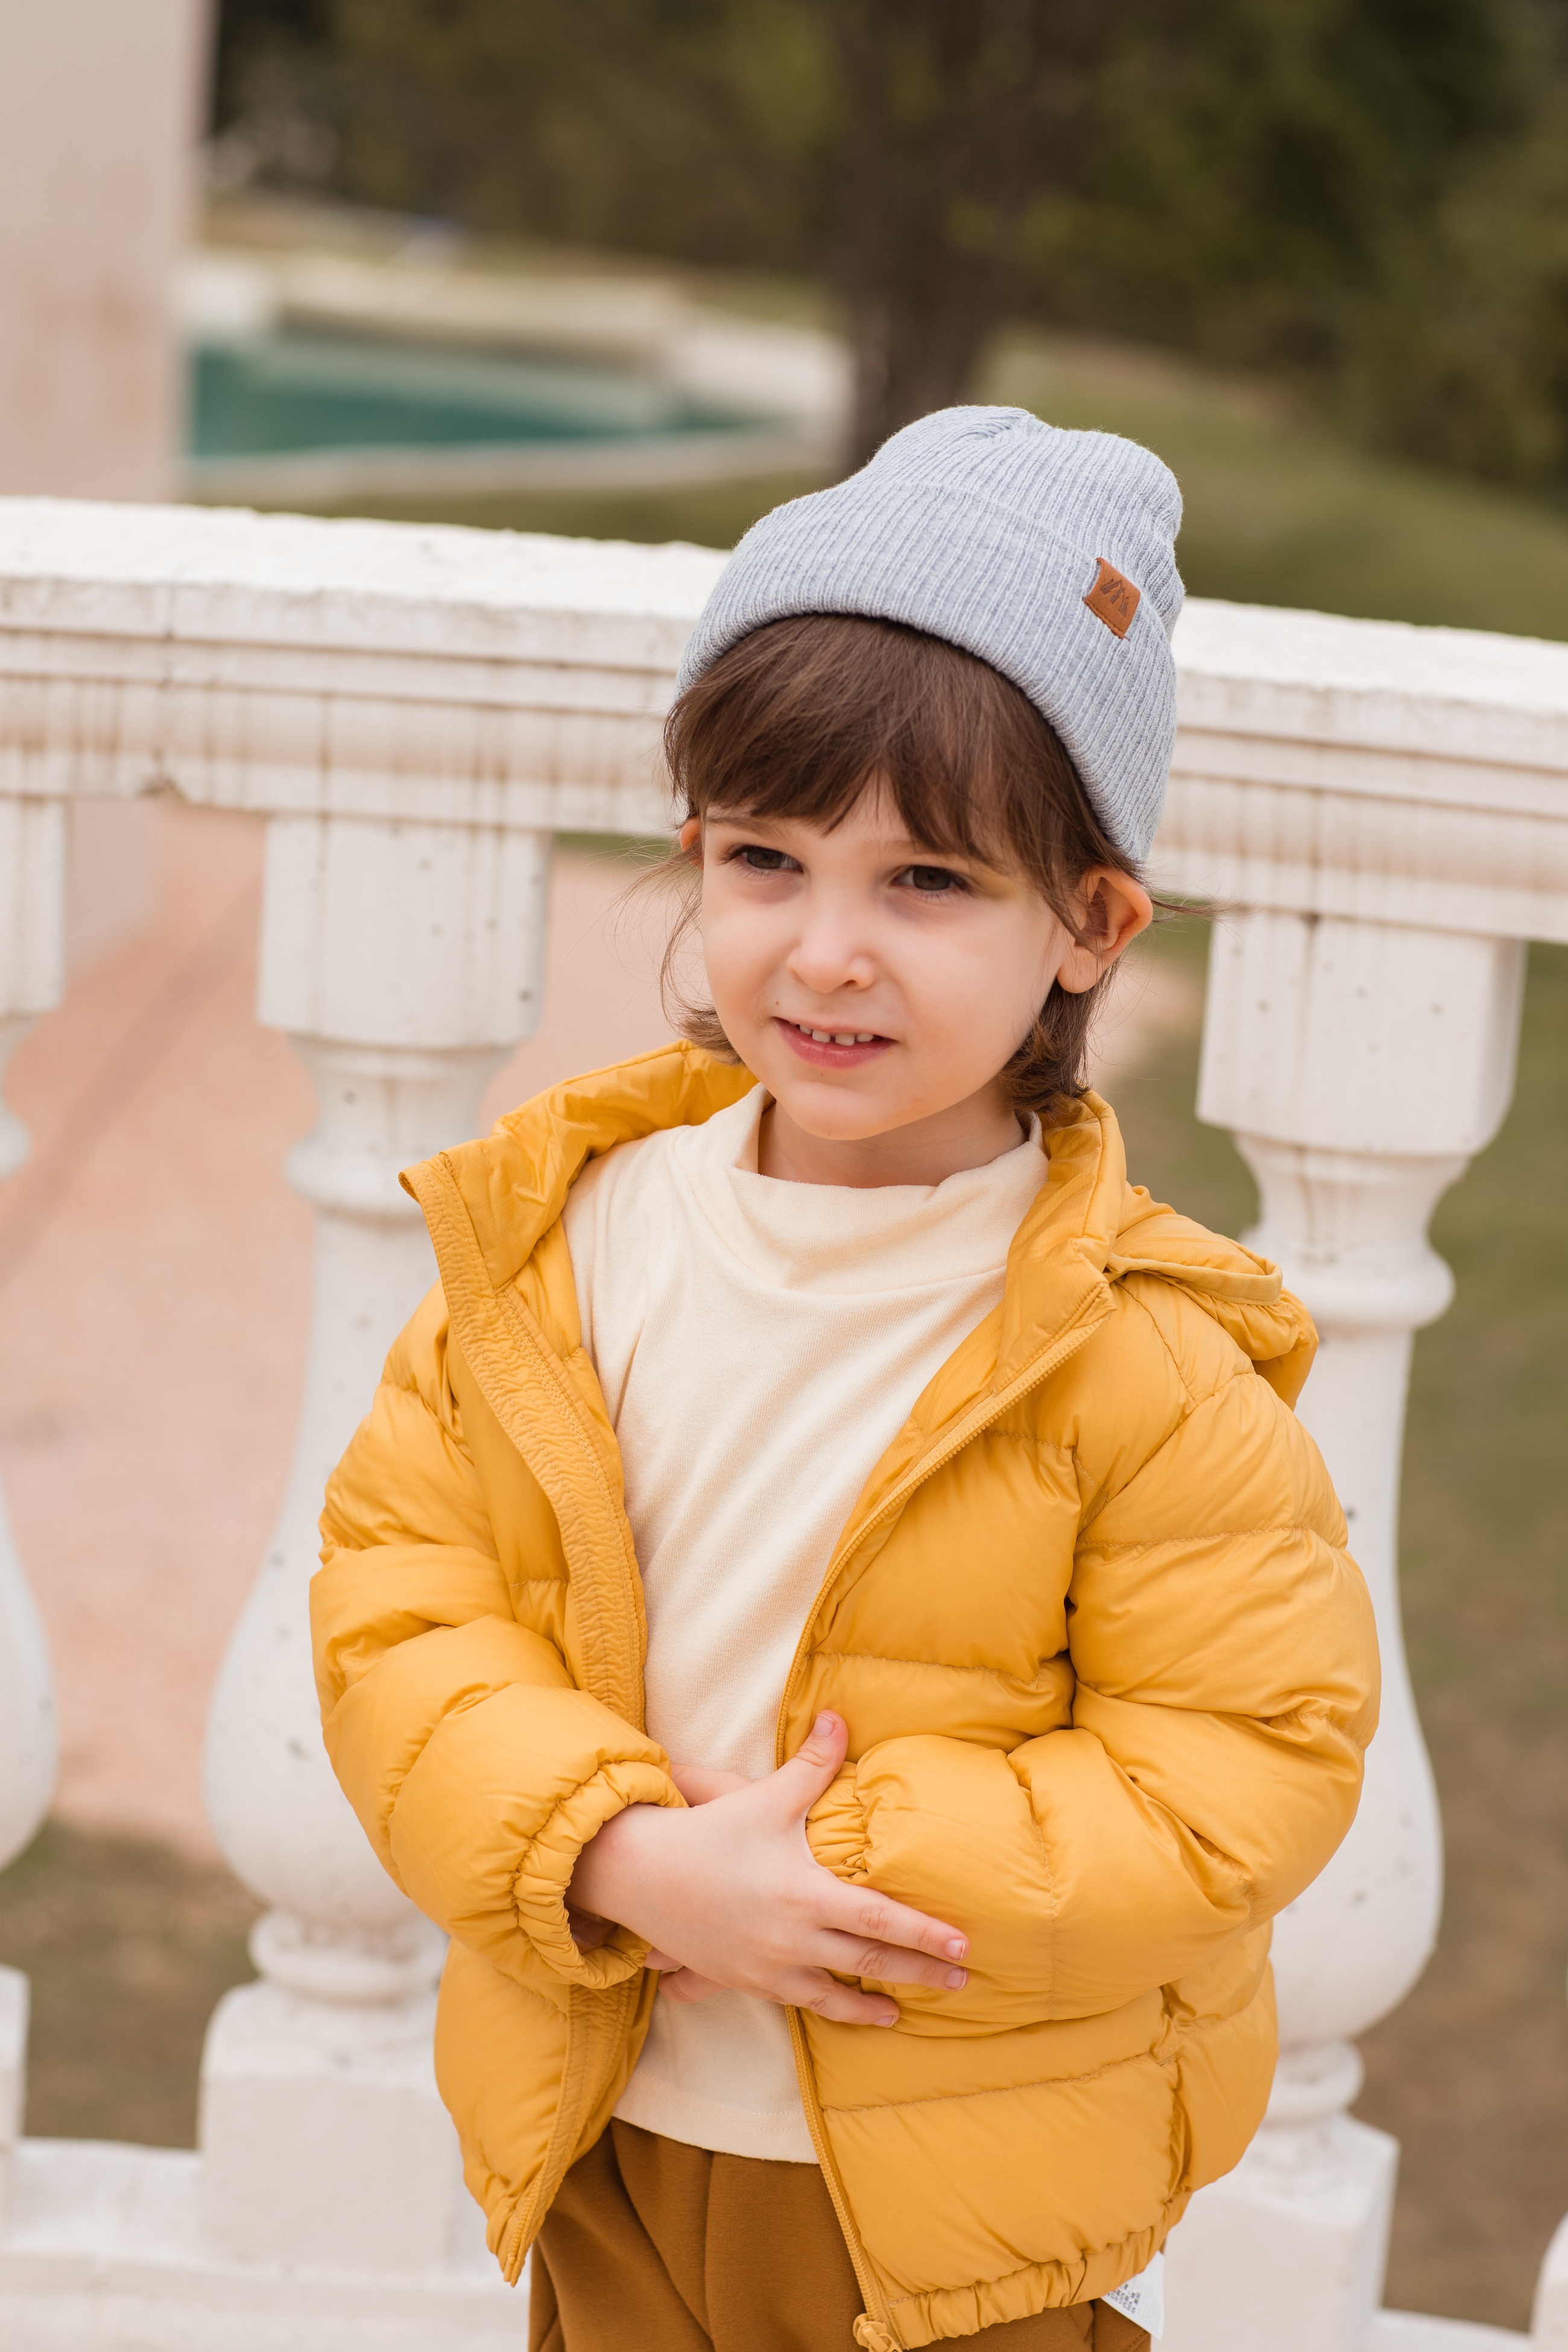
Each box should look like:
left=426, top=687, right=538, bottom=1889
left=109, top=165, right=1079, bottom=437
left=700, top=892, right=777, bottom=1011
left=907, top=921, right=1057, bottom=1053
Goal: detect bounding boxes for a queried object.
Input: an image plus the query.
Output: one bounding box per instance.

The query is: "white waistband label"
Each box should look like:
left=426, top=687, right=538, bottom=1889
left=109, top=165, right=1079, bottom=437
left=1102, top=2250, right=1164, bottom=2340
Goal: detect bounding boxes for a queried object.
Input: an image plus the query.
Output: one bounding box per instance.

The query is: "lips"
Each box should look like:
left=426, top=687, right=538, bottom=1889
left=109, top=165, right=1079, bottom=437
left=776, top=1017, right=893, bottom=1070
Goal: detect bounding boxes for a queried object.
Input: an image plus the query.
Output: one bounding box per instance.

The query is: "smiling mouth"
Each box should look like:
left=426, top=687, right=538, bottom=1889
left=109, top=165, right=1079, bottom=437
left=776, top=1018, right=893, bottom=1066
left=786, top=1020, right=882, bottom=1045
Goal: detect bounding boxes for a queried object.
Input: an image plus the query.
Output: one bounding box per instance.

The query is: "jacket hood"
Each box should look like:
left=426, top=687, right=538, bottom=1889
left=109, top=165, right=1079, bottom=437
left=403, top=1042, right=1315, bottom=1406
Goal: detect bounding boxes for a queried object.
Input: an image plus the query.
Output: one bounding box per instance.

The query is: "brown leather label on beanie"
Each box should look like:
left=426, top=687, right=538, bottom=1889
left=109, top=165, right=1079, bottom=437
left=1083, top=555, right=1140, bottom=638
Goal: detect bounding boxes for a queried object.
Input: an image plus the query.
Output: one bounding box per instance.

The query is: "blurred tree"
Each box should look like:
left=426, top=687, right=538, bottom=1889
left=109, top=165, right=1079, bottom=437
left=210, top=0, right=336, bottom=185
left=212, top=0, right=1567, bottom=484
left=812, top=2, right=1116, bottom=463
left=1042, top=0, right=1538, bottom=411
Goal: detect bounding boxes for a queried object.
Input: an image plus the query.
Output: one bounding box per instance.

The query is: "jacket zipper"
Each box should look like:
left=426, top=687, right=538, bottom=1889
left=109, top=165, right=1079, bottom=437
left=772, top=1298, right=1108, bottom=2350
left=431, top=1225, right=653, bottom=2289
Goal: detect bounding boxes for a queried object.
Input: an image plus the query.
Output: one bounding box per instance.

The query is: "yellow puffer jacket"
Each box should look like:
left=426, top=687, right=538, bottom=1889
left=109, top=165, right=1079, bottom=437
left=313, top=1045, right=1377, bottom=2350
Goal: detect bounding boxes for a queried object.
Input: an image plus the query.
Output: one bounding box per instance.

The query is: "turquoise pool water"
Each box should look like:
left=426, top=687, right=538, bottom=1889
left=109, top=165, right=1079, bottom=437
left=190, top=330, right=756, bottom=458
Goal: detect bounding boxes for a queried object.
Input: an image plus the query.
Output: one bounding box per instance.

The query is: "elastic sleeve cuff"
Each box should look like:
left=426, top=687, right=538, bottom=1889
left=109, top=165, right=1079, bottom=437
left=805, top=1767, right=870, bottom=1882
left=513, top=1757, right=684, bottom=1986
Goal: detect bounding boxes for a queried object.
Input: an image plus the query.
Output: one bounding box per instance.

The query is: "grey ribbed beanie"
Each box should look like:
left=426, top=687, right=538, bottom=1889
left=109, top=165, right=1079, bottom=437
left=675, top=405, right=1183, bottom=864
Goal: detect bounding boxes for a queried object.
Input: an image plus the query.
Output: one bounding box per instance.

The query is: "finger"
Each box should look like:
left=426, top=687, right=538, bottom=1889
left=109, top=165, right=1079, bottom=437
left=815, top=1930, right=967, bottom=1993
left=669, top=1764, right=753, bottom=1806
left=821, top=1879, right=969, bottom=1967
left=783, top=1968, right=899, bottom=2028
left=770, top=1710, right=850, bottom=1819
left=642, top=1948, right=685, bottom=1971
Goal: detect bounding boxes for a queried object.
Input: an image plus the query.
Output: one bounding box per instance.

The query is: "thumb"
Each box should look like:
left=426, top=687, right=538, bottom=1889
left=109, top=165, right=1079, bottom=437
left=771, top=1710, right=850, bottom=1819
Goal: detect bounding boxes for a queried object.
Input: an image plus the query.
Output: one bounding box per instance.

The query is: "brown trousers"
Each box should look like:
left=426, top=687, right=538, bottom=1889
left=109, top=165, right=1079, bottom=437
left=530, top=2120, right=1150, bottom=2352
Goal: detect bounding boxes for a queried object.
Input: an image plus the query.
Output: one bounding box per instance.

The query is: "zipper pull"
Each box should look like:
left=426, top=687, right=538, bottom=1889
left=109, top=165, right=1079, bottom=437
left=854, top=2319, right=899, bottom=2352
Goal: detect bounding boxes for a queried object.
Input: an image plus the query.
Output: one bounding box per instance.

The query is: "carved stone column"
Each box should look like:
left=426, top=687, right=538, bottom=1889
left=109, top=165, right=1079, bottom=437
left=1162, top=909, right=1527, bottom=2352
left=199, top=813, right=549, bottom=2273
left=0, top=794, right=65, bottom=1880
left=0, top=792, right=67, bottom=2228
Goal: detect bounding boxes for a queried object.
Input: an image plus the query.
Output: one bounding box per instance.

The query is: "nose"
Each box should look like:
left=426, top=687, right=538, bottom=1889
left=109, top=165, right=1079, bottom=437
left=786, top=895, right=877, bottom=999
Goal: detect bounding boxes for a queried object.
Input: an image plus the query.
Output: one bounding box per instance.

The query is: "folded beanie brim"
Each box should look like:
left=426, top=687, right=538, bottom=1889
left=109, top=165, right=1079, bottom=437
left=674, top=406, right=1183, bottom=865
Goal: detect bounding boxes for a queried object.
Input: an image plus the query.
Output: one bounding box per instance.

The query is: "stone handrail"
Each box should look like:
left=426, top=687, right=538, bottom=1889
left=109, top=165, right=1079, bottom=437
left=0, top=497, right=1565, bottom=2352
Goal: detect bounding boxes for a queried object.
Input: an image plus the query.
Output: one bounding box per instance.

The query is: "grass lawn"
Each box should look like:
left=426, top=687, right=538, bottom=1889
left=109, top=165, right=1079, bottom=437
left=0, top=1819, right=258, bottom=2146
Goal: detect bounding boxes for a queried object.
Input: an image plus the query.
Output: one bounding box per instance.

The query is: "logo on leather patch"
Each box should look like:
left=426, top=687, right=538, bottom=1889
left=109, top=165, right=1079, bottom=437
left=1083, top=556, right=1140, bottom=639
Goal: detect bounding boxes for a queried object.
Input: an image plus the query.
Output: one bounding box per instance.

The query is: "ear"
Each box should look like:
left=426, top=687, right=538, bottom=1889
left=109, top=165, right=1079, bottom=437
left=1055, top=867, right=1154, bottom=994
left=678, top=815, right=702, bottom=856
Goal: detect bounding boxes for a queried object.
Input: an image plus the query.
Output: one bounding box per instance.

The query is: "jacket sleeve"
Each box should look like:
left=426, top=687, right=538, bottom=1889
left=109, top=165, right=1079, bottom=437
left=311, top=1283, right=681, bottom=1993
left=806, top=1326, right=1379, bottom=2023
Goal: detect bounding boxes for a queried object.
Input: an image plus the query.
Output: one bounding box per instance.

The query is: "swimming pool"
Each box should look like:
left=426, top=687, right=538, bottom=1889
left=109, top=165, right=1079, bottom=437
left=191, top=329, right=758, bottom=458
left=185, top=326, right=798, bottom=501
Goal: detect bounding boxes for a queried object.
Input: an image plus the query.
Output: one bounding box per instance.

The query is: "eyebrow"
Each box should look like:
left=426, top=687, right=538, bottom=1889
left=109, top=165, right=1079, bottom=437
left=705, top=810, right=975, bottom=861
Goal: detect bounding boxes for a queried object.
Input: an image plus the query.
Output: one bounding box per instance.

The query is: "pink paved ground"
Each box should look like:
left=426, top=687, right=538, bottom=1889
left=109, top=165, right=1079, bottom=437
left=0, top=806, right=1183, bottom=1855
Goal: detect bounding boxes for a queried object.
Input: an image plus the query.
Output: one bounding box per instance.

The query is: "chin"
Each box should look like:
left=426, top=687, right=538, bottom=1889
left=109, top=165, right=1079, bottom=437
left=773, top=1087, right=905, bottom=1140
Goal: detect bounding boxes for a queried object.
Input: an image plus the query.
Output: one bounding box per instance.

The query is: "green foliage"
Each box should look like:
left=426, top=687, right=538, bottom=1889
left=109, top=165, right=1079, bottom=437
left=1036, top=0, right=1526, bottom=341
left=222, top=0, right=833, bottom=271
left=1332, top=87, right=1568, bottom=480
left=1043, top=0, right=1568, bottom=485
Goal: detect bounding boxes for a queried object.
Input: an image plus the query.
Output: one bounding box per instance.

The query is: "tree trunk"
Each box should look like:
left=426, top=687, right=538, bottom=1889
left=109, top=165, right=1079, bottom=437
left=846, top=276, right=1006, bottom=470
left=824, top=0, right=1111, bottom=472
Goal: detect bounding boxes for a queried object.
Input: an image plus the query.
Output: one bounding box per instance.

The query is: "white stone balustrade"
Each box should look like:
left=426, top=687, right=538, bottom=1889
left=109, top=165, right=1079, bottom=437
left=1154, top=601, right=1563, bottom=2352
left=198, top=817, right=551, bottom=2277
left=0, top=500, right=1564, bottom=2351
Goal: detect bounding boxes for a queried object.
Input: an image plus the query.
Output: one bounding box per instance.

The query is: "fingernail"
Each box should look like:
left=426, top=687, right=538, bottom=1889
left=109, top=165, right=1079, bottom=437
left=814, top=1713, right=835, bottom=1736
left=946, top=1968, right=967, bottom=1990
left=946, top=1938, right=967, bottom=1961
left=876, top=2011, right=896, bottom=2027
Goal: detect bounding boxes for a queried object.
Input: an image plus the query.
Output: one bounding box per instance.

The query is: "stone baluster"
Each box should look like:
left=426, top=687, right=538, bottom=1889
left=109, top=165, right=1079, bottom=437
left=198, top=811, right=551, bottom=2275
left=0, top=791, right=68, bottom=2222
left=0, top=795, right=66, bottom=1880
left=1162, top=908, right=1527, bottom=2352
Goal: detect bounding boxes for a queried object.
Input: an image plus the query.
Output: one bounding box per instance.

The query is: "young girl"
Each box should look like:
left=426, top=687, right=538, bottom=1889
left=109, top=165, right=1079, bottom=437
left=312, top=408, right=1378, bottom=2352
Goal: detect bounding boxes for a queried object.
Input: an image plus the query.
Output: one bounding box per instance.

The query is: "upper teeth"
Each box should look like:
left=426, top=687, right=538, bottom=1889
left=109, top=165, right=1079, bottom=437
left=805, top=1028, right=874, bottom=1045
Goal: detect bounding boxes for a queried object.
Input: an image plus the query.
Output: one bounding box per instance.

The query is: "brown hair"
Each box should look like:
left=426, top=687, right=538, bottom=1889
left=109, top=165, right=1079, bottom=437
left=658, top=613, right=1143, bottom=1121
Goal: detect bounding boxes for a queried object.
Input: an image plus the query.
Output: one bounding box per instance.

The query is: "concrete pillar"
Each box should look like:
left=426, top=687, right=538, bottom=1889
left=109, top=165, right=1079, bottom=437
left=1162, top=911, right=1528, bottom=2352
left=0, top=0, right=210, bottom=498
left=0, top=798, right=65, bottom=1888
left=0, top=1964, right=25, bottom=2228
left=199, top=811, right=552, bottom=2271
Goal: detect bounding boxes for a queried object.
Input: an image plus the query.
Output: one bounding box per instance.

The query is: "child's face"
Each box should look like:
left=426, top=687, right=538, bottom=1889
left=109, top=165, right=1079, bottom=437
left=683, top=787, right=1150, bottom=1171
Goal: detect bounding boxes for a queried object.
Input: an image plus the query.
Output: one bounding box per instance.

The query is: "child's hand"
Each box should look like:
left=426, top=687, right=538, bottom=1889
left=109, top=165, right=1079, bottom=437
left=668, top=1762, right=752, bottom=1806
left=569, top=1712, right=969, bottom=2026
left=644, top=1763, right=753, bottom=2001
left=567, top=1763, right=746, bottom=1985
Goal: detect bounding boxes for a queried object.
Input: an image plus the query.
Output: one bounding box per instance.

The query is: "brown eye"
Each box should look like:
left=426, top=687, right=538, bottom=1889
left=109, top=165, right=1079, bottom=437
left=905, top=865, right=963, bottom=893
left=738, top=844, right=797, bottom=872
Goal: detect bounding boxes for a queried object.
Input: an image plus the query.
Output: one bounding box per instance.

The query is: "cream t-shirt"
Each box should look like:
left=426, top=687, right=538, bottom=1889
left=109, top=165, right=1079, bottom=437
left=561, top=1086, right=1046, bottom=2161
